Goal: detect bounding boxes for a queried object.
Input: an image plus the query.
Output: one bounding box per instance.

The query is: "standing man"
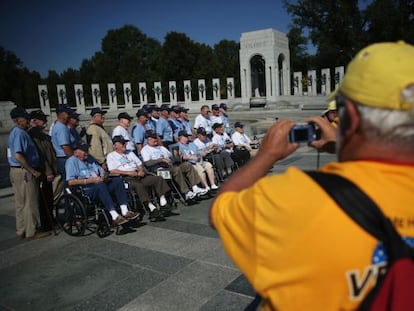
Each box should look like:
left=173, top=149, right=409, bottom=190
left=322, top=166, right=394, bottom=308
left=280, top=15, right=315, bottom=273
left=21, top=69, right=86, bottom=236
left=219, top=103, right=232, bottom=135
left=86, top=107, right=112, bottom=170
left=132, top=109, right=149, bottom=154
left=156, top=104, right=174, bottom=148
left=177, top=107, right=192, bottom=137
left=210, top=41, right=414, bottom=310
left=210, top=104, right=223, bottom=126
left=8, top=106, right=50, bottom=240
left=193, top=105, right=213, bottom=137
left=168, top=105, right=184, bottom=141
left=112, top=112, right=135, bottom=152
left=28, top=110, right=57, bottom=233
left=68, top=112, right=84, bottom=147
left=51, top=104, right=74, bottom=176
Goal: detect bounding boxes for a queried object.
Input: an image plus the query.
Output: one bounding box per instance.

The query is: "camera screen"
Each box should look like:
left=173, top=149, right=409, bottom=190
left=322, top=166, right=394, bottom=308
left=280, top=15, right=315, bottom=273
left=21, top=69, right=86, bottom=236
left=293, top=128, right=310, bottom=142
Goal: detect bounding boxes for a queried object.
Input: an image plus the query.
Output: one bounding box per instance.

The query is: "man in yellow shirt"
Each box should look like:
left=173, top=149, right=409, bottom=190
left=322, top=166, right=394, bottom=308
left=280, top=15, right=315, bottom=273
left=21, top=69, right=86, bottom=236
left=210, top=41, right=414, bottom=310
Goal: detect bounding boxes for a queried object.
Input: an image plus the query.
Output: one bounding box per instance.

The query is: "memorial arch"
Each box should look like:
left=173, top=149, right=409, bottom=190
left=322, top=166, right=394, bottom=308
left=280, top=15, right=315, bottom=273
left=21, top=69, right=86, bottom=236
left=240, top=29, right=290, bottom=105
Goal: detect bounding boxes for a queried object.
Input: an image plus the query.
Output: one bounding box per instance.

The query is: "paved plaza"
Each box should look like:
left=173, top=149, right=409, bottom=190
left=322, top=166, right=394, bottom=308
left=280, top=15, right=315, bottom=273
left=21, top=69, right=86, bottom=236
left=0, top=145, right=335, bottom=311
left=0, top=106, right=336, bottom=310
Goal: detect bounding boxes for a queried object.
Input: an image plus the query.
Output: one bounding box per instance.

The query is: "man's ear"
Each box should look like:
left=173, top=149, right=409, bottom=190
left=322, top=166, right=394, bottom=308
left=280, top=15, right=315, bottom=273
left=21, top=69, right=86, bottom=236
left=343, top=100, right=361, bottom=137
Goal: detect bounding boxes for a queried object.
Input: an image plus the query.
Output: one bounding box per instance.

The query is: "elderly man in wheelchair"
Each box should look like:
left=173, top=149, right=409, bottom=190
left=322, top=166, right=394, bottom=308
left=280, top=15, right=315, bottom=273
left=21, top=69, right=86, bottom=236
left=106, top=135, right=170, bottom=222
left=140, top=129, right=209, bottom=202
left=64, top=143, right=139, bottom=226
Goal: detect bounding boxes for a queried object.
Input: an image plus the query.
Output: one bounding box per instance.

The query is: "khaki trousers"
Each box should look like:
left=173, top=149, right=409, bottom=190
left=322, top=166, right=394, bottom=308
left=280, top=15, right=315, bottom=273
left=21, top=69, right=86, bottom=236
left=10, top=167, right=40, bottom=238
left=170, top=162, right=201, bottom=194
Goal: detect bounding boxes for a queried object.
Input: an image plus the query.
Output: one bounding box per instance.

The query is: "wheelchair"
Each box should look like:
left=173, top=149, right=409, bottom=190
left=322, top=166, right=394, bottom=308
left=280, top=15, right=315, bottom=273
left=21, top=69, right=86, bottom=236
left=54, top=183, right=140, bottom=238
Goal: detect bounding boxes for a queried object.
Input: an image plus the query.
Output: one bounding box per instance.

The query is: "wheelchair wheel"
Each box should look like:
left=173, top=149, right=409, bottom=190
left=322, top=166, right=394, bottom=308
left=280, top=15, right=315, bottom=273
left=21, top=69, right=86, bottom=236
left=54, top=193, right=87, bottom=236
left=96, top=208, right=113, bottom=238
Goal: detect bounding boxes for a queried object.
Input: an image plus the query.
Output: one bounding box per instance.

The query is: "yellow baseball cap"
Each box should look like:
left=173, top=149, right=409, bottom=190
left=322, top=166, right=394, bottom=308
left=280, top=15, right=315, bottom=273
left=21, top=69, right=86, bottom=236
left=323, top=100, right=337, bottom=115
left=336, top=41, right=414, bottom=111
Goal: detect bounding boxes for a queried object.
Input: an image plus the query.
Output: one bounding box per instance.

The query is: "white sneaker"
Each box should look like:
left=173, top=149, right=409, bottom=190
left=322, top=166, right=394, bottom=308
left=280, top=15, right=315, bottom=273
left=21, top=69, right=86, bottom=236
left=185, top=191, right=196, bottom=200
left=160, top=195, right=167, bottom=207
left=211, top=184, right=219, bottom=190
left=193, top=186, right=209, bottom=196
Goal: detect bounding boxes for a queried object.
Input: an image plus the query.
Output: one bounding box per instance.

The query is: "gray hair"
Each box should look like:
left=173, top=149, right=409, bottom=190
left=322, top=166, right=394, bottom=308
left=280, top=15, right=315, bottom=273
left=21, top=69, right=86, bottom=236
left=355, top=104, right=414, bottom=149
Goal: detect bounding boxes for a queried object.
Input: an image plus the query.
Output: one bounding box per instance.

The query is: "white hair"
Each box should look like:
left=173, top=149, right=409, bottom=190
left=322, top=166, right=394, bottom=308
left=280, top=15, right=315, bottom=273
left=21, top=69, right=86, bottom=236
left=356, top=104, right=414, bottom=149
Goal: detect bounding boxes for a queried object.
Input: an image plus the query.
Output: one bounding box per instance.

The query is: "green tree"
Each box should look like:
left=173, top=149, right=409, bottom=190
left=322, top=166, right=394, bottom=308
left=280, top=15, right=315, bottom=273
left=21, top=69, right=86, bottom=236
left=0, top=46, right=42, bottom=107
left=213, top=40, right=240, bottom=97
left=286, top=26, right=310, bottom=73
left=159, top=32, right=200, bottom=101
left=364, top=0, right=414, bottom=45
left=283, top=0, right=364, bottom=68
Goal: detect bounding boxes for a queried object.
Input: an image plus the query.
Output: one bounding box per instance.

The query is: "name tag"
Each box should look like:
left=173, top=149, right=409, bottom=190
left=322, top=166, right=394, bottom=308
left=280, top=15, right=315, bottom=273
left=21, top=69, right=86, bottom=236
left=157, top=169, right=171, bottom=179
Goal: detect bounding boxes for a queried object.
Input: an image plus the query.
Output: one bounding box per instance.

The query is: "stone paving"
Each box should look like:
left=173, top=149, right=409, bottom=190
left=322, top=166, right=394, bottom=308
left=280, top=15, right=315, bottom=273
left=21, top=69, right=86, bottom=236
left=0, top=145, right=336, bottom=311
left=0, top=105, right=336, bottom=310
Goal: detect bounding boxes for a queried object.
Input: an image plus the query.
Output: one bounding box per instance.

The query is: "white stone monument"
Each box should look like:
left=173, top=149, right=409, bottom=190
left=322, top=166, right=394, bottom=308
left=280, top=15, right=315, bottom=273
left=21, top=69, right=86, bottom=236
left=168, top=81, right=177, bottom=104
left=74, top=84, right=85, bottom=113
left=107, top=83, right=117, bottom=111
left=123, top=83, right=133, bottom=109
left=56, top=84, right=67, bottom=105
left=183, top=80, right=192, bottom=104
left=0, top=101, right=16, bottom=132
left=38, top=85, right=51, bottom=115
left=212, top=78, right=220, bottom=100
left=293, top=72, right=303, bottom=95
left=198, top=79, right=206, bottom=102
left=138, top=82, right=147, bottom=105
left=239, top=29, right=290, bottom=104
left=226, top=78, right=235, bottom=99
left=334, top=66, right=344, bottom=90
left=307, top=70, right=317, bottom=96
left=91, top=84, right=101, bottom=107
left=153, top=82, right=163, bottom=104
left=321, top=68, right=331, bottom=95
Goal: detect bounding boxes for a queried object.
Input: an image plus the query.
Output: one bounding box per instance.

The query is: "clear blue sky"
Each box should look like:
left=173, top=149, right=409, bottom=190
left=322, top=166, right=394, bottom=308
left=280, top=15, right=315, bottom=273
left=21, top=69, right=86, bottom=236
left=0, top=0, right=293, bottom=78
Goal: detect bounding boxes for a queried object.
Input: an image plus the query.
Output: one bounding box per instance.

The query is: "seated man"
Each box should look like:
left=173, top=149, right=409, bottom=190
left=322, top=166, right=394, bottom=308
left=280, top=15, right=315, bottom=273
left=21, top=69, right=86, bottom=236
left=140, top=130, right=208, bottom=201
left=177, top=130, right=219, bottom=191
left=65, top=143, right=139, bottom=226
left=193, top=127, right=234, bottom=178
left=231, top=121, right=259, bottom=155
left=212, top=123, right=249, bottom=168
left=106, top=135, right=170, bottom=222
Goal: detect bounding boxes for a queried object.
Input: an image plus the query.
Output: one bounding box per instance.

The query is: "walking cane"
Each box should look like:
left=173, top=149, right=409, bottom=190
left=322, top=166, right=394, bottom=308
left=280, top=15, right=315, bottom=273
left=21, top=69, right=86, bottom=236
left=40, top=181, right=58, bottom=235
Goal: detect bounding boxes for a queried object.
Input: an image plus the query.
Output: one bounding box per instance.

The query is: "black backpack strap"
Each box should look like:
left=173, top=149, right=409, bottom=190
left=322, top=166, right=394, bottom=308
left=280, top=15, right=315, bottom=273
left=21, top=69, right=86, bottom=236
left=306, top=171, right=412, bottom=261
left=306, top=171, right=414, bottom=310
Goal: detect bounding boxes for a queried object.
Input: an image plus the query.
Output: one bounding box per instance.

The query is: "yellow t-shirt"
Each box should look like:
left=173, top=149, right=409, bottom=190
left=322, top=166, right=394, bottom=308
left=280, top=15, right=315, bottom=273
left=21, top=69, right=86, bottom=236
left=211, top=161, right=414, bottom=310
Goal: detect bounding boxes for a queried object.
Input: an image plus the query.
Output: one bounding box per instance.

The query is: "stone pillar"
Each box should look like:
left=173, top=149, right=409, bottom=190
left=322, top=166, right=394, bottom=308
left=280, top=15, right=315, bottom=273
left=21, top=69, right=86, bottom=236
left=293, top=72, right=302, bottom=95
left=74, top=84, right=85, bottom=113
left=123, top=83, right=133, bottom=110
left=91, top=84, right=101, bottom=107
left=0, top=101, right=16, bottom=131
left=38, top=85, right=51, bottom=115
left=169, top=81, right=177, bottom=104
left=153, top=82, right=162, bottom=104
left=56, top=84, right=67, bottom=105
left=198, top=79, right=206, bottom=102
left=226, top=78, right=235, bottom=99
left=183, top=80, right=192, bottom=104
left=307, top=70, right=317, bottom=96
left=334, top=66, right=344, bottom=90
left=107, top=83, right=117, bottom=111
left=139, top=82, right=147, bottom=105
left=212, top=78, right=220, bottom=101
left=321, top=68, right=331, bottom=95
